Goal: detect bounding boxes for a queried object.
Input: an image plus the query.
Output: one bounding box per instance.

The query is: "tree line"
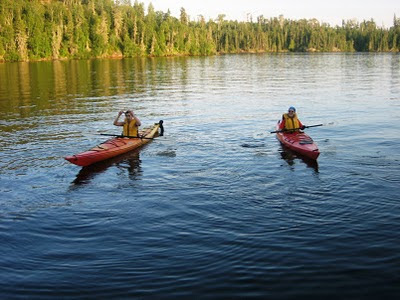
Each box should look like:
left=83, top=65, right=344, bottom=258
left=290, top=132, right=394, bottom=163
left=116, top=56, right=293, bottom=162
left=1, top=0, right=399, bottom=62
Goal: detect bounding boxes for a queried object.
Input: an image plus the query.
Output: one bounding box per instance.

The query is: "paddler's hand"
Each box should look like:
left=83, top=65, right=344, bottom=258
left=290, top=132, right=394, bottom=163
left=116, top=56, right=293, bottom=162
left=118, top=110, right=124, bottom=116
left=301, top=125, right=306, bottom=130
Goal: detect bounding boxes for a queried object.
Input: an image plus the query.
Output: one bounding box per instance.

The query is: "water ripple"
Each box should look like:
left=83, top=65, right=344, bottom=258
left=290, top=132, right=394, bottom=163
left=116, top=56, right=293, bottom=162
left=1, top=54, right=400, bottom=298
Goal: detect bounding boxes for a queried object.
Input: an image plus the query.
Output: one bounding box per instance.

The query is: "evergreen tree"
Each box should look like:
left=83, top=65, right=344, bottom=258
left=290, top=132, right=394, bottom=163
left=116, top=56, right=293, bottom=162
left=0, top=0, right=399, bottom=62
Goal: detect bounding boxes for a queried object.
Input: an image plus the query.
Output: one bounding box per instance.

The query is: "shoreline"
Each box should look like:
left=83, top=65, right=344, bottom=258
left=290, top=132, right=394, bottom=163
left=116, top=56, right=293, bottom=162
left=1, top=49, right=399, bottom=64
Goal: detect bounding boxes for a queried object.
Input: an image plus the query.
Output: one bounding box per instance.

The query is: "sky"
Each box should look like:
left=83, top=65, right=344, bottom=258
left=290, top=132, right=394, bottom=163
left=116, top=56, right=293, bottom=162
left=137, top=0, right=399, bottom=28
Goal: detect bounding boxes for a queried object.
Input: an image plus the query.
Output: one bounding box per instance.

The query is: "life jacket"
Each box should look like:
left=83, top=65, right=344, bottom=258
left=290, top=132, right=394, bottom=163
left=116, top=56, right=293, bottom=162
left=282, top=113, right=300, bottom=130
left=123, top=119, right=138, bottom=137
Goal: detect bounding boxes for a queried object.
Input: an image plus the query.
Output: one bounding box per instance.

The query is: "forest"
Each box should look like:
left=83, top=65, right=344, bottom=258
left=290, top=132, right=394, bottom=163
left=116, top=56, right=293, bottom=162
left=1, top=0, right=400, bottom=62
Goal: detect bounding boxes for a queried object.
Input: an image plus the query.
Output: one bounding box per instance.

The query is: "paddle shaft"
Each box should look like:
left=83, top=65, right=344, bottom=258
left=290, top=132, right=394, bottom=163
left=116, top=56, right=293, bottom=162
left=270, top=124, right=323, bottom=134
left=100, top=133, right=155, bottom=140
left=100, top=120, right=164, bottom=140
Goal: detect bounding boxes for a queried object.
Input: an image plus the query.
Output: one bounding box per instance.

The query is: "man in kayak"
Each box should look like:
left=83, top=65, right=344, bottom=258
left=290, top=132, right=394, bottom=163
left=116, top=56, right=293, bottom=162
left=114, top=110, right=141, bottom=137
left=278, top=106, right=306, bottom=132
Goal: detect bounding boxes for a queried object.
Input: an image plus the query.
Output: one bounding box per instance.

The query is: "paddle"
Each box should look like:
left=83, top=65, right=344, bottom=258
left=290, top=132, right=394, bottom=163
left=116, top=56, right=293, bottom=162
left=99, top=120, right=164, bottom=140
left=270, top=124, right=324, bottom=134
left=99, top=133, right=156, bottom=140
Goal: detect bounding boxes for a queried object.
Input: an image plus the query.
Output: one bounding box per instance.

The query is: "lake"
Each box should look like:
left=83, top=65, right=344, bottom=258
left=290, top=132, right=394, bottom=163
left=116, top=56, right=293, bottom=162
left=0, top=53, right=399, bottom=298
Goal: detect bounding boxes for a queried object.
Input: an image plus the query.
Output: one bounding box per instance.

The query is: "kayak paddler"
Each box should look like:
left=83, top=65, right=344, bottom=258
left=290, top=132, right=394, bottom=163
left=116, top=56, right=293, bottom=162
left=278, top=106, right=306, bottom=132
left=114, top=110, right=141, bottom=137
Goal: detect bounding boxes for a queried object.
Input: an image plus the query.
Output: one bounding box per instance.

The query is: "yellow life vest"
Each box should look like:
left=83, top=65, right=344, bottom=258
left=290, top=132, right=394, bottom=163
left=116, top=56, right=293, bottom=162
left=123, top=119, right=138, bottom=137
left=283, top=113, right=300, bottom=130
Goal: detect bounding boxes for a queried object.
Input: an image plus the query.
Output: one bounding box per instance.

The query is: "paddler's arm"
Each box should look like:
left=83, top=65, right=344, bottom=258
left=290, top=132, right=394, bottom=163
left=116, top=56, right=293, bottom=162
left=127, top=110, right=141, bottom=127
left=298, top=120, right=305, bottom=130
left=114, top=110, right=125, bottom=126
left=279, top=115, right=286, bottom=130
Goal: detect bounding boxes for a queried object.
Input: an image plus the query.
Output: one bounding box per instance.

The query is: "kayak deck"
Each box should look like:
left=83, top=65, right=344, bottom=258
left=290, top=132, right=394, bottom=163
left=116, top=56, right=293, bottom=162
left=275, top=121, right=320, bottom=160
left=65, top=121, right=163, bottom=167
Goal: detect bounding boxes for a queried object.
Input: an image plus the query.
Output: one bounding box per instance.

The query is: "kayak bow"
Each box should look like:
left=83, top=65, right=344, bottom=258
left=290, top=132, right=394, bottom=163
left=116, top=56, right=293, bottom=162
left=275, top=120, right=320, bottom=160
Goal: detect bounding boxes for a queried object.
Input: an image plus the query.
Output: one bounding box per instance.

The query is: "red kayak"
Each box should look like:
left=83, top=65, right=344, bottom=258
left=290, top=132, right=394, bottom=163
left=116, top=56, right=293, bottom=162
left=65, top=121, right=163, bottom=167
left=275, top=121, right=320, bottom=160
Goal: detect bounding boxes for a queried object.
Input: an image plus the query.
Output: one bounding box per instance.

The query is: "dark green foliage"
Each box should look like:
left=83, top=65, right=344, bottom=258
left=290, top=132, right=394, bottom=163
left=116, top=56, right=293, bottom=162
left=0, top=0, right=399, bottom=62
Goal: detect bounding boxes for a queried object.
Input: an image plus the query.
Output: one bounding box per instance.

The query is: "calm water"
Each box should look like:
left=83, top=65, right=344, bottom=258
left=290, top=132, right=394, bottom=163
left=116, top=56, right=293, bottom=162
left=0, top=53, right=399, bottom=298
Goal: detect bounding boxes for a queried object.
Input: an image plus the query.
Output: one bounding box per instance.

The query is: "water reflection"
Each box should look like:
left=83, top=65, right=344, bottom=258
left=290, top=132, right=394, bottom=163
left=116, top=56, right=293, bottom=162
left=72, top=149, right=142, bottom=185
left=0, top=58, right=153, bottom=118
left=2, top=54, right=400, bottom=299
left=279, top=145, right=319, bottom=172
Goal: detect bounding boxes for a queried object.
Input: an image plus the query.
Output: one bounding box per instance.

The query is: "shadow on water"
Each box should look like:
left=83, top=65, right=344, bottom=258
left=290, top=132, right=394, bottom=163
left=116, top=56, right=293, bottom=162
left=71, top=148, right=142, bottom=185
left=279, top=145, right=319, bottom=172
left=241, top=143, right=265, bottom=148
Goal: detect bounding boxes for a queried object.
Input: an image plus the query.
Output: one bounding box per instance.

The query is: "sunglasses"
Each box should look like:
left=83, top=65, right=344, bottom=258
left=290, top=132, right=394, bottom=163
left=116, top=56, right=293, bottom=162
left=288, top=110, right=295, bottom=113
